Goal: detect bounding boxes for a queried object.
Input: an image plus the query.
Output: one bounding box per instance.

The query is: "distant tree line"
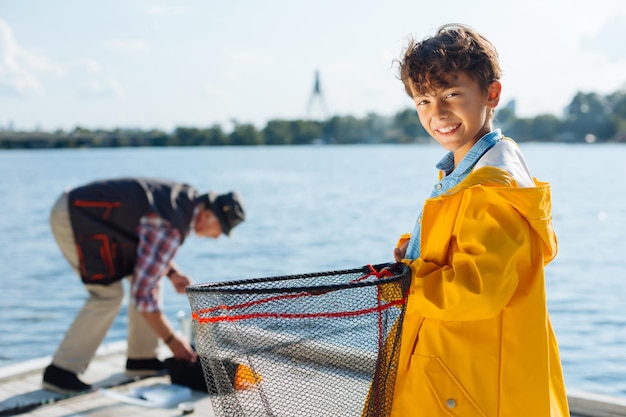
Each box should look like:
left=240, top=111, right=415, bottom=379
left=498, top=89, right=626, bottom=143
left=2, top=87, right=626, bottom=149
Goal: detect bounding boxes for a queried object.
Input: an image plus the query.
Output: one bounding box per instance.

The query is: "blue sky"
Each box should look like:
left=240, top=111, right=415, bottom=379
left=2, top=0, right=626, bottom=132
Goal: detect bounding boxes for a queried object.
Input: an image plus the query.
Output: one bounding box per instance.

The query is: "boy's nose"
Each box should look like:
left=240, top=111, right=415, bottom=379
left=432, top=100, right=449, bottom=117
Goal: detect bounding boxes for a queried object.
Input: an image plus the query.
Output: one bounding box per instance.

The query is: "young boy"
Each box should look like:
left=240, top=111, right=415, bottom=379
left=390, top=24, right=569, bottom=416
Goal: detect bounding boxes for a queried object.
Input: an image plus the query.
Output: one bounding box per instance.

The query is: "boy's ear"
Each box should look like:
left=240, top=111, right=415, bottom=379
left=486, top=81, right=502, bottom=108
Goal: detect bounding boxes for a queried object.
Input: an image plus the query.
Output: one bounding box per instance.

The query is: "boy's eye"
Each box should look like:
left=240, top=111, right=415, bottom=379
left=446, top=92, right=460, bottom=99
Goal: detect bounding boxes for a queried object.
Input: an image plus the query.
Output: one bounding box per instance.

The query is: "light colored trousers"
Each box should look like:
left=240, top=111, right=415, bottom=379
left=49, top=193, right=160, bottom=374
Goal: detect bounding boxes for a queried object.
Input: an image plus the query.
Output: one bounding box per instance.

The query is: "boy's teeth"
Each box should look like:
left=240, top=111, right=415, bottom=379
left=438, top=124, right=458, bottom=133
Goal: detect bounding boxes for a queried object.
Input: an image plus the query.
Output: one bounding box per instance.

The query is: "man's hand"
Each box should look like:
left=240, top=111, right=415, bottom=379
left=141, top=311, right=198, bottom=363
left=167, top=334, right=198, bottom=362
left=168, top=271, right=192, bottom=293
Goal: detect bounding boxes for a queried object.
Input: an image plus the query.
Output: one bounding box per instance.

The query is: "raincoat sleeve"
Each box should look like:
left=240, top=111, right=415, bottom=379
left=403, top=186, right=529, bottom=321
left=395, top=233, right=411, bottom=250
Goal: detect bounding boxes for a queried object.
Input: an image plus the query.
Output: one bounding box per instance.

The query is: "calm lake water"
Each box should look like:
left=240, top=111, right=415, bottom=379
left=1, top=144, right=625, bottom=398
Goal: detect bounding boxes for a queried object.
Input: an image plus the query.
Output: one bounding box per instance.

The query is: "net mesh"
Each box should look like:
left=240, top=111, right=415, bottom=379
left=186, top=263, right=411, bottom=417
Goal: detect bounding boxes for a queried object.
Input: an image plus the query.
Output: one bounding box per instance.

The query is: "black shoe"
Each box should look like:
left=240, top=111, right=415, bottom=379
left=42, top=364, right=92, bottom=394
left=125, top=358, right=165, bottom=377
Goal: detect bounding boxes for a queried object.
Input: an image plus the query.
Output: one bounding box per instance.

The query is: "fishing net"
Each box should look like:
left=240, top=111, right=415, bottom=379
left=186, top=262, right=411, bottom=417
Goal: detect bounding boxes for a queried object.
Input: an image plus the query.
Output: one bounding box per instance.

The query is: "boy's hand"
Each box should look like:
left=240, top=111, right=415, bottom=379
left=394, top=240, right=409, bottom=262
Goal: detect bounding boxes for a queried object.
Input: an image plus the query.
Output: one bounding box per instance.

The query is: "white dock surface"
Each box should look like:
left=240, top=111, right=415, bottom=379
left=0, top=342, right=216, bottom=417
left=2, top=341, right=626, bottom=416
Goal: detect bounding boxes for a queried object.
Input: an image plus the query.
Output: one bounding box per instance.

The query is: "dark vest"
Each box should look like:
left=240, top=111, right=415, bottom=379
left=68, top=178, right=198, bottom=284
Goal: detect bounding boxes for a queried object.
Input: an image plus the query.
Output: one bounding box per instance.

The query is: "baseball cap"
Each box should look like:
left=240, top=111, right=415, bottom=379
left=203, top=191, right=246, bottom=236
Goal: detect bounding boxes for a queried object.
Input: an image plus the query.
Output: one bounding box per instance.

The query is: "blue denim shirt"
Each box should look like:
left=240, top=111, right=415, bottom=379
left=404, top=130, right=502, bottom=260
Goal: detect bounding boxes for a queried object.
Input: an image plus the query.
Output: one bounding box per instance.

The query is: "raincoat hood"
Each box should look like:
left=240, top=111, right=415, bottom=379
left=453, top=166, right=558, bottom=265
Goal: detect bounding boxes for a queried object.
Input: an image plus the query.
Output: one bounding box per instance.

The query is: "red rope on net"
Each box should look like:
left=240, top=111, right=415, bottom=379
left=193, top=297, right=407, bottom=324
left=350, top=264, right=393, bottom=283
left=192, top=265, right=403, bottom=323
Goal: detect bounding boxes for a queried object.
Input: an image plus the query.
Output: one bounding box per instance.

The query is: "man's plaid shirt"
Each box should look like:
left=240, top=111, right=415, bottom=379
left=132, top=215, right=183, bottom=312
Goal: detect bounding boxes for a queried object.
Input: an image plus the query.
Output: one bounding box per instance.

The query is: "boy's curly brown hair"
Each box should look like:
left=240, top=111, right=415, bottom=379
left=397, top=23, right=502, bottom=98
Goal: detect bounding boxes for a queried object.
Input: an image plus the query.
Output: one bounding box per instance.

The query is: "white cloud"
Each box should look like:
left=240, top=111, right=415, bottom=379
left=102, top=39, right=151, bottom=54
left=0, top=19, right=64, bottom=96
left=202, top=83, right=233, bottom=102
left=77, top=78, right=125, bottom=99
left=0, top=72, right=43, bottom=96
left=0, top=19, right=125, bottom=102
left=227, top=50, right=274, bottom=66
left=70, top=59, right=102, bottom=75
left=580, top=14, right=626, bottom=62
left=221, top=71, right=241, bottom=84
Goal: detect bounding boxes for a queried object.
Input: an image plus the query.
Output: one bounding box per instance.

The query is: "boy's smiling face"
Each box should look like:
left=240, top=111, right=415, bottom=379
left=410, top=72, right=501, bottom=165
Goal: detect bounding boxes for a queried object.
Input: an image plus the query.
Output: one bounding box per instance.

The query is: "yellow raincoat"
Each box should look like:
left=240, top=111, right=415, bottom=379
left=390, top=164, right=569, bottom=416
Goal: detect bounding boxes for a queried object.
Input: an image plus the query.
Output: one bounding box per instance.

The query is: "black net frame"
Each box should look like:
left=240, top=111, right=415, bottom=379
left=186, top=262, right=411, bottom=417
